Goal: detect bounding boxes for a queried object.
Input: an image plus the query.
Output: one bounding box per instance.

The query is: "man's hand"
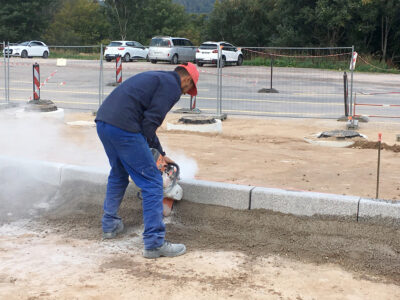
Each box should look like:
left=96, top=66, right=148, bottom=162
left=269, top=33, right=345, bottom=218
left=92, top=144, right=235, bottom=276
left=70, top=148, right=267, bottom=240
left=163, top=156, right=175, bottom=164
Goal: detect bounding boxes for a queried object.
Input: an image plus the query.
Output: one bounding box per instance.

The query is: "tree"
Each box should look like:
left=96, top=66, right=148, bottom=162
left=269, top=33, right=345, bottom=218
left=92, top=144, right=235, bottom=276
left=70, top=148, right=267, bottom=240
left=207, top=0, right=275, bottom=46
left=378, top=0, right=400, bottom=61
left=104, top=0, right=189, bottom=45
left=267, top=0, right=317, bottom=47
left=173, top=0, right=216, bottom=13
left=44, top=0, right=110, bottom=45
left=0, top=0, right=56, bottom=42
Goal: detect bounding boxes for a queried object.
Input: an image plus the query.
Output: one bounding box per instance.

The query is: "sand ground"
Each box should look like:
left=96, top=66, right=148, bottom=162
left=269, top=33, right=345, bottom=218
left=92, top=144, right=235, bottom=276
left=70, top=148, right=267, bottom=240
left=0, top=110, right=399, bottom=299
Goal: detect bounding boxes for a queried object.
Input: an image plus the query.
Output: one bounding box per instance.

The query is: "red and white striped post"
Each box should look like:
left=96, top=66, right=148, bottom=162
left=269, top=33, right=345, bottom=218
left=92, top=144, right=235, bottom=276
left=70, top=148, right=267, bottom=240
left=32, top=63, right=40, bottom=100
left=116, top=55, right=122, bottom=84
left=350, top=51, right=358, bottom=70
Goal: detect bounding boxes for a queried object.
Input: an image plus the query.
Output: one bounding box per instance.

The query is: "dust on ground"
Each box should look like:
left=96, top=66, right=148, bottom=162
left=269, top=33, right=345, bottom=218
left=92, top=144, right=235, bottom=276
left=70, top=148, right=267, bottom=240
left=1, top=111, right=400, bottom=299
left=1, top=199, right=400, bottom=299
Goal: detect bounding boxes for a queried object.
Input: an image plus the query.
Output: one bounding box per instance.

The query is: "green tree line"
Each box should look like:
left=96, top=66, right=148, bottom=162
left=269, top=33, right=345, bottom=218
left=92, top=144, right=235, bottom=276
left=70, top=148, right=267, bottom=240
left=0, top=0, right=399, bottom=66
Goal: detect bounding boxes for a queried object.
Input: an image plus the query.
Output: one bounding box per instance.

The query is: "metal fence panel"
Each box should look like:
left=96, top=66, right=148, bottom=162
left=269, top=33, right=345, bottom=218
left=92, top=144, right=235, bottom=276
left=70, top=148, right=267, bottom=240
left=216, top=47, right=353, bottom=119
left=0, top=42, right=5, bottom=103
left=102, top=59, right=219, bottom=115
left=4, top=44, right=398, bottom=121
left=5, top=46, right=102, bottom=111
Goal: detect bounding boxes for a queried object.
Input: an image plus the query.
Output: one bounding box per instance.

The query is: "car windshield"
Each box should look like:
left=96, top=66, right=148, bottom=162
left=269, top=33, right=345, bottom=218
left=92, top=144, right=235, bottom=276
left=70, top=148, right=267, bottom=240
left=18, top=42, right=30, bottom=46
left=199, top=43, right=218, bottom=50
left=150, top=38, right=170, bottom=47
left=109, top=42, right=123, bottom=47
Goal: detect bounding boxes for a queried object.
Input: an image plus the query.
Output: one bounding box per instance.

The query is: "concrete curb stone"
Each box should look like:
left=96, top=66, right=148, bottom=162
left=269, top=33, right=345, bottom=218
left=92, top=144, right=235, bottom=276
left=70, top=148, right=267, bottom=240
left=251, top=187, right=360, bottom=220
left=1, top=157, right=399, bottom=227
left=358, top=198, right=400, bottom=226
left=0, top=155, right=64, bottom=186
left=180, top=179, right=254, bottom=210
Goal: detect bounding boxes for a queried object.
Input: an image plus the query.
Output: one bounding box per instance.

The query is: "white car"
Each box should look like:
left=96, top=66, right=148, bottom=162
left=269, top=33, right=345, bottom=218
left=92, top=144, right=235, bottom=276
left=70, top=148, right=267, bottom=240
left=3, top=41, right=49, bottom=58
left=195, top=41, right=244, bottom=67
left=104, top=41, right=149, bottom=62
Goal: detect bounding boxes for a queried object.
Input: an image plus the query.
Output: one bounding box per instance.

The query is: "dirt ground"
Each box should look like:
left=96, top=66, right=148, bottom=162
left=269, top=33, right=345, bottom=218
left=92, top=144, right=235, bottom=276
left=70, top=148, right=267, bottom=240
left=64, top=112, right=400, bottom=200
left=1, top=110, right=400, bottom=299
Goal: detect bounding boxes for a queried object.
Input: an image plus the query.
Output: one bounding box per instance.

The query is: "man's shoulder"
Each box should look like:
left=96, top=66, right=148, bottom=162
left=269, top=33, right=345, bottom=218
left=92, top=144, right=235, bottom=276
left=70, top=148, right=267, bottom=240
left=146, top=70, right=180, bottom=86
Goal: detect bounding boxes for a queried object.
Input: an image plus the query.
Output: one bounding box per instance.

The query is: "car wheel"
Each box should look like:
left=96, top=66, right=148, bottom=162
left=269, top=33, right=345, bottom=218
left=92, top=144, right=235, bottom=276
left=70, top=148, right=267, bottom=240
left=123, top=53, right=130, bottom=62
left=106, top=58, right=112, bottom=62
left=42, top=51, right=49, bottom=59
left=171, top=54, right=178, bottom=65
left=21, top=50, right=28, bottom=58
left=150, top=59, right=157, bottom=64
left=237, top=55, right=243, bottom=66
left=196, top=60, right=203, bottom=67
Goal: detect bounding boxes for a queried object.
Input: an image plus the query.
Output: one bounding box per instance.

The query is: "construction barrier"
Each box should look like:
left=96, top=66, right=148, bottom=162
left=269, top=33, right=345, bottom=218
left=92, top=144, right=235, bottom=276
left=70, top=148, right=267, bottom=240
left=116, top=55, right=122, bottom=84
left=354, top=92, right=400, bottom=119
left=32, top=63, right=40, bottom=100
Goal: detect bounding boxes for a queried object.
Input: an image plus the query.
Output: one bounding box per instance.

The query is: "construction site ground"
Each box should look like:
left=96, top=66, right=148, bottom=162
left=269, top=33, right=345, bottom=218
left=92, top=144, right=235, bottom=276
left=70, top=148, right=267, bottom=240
left=1, top=111, right=400, bottom=299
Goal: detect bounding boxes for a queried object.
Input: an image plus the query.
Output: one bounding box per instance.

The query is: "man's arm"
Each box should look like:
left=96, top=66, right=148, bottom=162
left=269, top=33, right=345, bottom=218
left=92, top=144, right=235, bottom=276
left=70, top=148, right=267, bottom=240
left=141, top=76, right=180, bottom=156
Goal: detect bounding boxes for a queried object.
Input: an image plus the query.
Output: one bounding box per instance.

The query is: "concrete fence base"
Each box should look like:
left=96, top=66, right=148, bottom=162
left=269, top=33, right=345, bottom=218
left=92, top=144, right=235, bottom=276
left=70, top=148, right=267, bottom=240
left=0, top=156, right=399, bottom=227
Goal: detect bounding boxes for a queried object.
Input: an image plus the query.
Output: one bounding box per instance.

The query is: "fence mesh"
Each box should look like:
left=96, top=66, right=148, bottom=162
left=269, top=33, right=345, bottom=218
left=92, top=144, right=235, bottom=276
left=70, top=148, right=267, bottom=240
left=3, top=44, right=399, bottom=121
left=3, top=46, right=101, bottom=111
left=0, top=42, right=5, bottom=103
left=218, top=47, right=353, bottom=118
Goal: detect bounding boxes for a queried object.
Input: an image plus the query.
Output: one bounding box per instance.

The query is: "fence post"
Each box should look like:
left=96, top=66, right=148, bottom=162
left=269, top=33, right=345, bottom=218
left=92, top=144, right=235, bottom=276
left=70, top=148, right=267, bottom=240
left=6, top=41, right=10, bottom=103
left=216, top=45, right=221, bottom=115
left=343, top=71, right=348, bottom=116
left=349, top=46, right=354, bottom=117
left=215, top=44, right=226, bottom=119
left=3, top=41, right=7, bottom=103
left=98, top=43, right=104, bottom=107
left=32, top=63, right=40, bottom=100
left=116, top=55, right=122, bottom=84
left=270, top=55, right=273, bottom=90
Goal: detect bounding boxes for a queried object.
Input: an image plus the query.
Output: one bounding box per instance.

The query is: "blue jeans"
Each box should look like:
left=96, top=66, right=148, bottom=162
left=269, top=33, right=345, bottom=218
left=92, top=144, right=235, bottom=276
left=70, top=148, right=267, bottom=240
left=96, top=121, right=165, bottom=250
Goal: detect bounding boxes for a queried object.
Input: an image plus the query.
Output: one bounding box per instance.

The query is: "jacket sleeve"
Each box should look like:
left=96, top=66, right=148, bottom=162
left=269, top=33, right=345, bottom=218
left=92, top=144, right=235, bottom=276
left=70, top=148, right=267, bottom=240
left=141, top=79, right=176, bottom=156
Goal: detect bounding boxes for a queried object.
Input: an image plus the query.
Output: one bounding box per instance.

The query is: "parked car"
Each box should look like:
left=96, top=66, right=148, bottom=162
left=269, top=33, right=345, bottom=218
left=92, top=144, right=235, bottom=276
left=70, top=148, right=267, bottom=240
left=195, top=41, right=243, bottom=67
left=104, top=41, right=149, bottom=62
left=148, top=36, right=196, bottom=64
left=3, top=41, right=49, bottom=58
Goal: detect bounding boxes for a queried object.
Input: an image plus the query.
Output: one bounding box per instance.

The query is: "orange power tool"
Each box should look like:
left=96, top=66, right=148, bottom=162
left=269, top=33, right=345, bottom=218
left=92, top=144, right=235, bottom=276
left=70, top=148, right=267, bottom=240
left=151, top=148, right=183, bottom=216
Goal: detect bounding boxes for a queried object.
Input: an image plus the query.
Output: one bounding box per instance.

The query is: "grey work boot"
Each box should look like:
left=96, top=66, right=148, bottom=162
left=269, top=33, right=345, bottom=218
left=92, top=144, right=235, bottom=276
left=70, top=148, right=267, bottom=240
left=143, top=241, right=186, bottom=259
left=102, top=221, right=124, bottom=239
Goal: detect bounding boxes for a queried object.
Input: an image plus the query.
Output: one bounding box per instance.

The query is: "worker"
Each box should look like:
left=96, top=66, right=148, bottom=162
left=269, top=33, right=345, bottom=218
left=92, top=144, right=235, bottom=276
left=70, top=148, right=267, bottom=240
left=95, top=62, right=199, bottom=258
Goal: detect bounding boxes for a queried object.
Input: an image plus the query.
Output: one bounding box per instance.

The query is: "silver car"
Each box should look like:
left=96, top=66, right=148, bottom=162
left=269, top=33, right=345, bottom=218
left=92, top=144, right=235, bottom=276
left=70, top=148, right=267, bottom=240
left=148, top=36, right=196, bottom=64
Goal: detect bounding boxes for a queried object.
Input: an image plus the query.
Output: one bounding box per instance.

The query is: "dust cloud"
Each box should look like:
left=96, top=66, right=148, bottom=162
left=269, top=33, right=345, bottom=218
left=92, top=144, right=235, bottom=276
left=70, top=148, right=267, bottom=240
left=0, top=107, right=107, bottom=166
left=0, top=107, right=198, bottom=223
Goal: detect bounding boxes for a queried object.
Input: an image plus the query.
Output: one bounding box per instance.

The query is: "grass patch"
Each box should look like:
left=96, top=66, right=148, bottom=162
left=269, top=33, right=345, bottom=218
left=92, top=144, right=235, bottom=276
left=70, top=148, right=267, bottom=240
left=243, top=56, right=400, bottom=74
left=48, top=48, right=100, bottom=60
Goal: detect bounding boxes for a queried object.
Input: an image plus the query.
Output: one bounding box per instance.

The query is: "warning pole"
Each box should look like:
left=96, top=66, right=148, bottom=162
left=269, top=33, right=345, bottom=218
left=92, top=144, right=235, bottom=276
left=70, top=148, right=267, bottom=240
left=32, top=63, right=40, bottom=100
left=376, top=133, right=382, bottom=199
left=116, top=55, right=122, bottom=84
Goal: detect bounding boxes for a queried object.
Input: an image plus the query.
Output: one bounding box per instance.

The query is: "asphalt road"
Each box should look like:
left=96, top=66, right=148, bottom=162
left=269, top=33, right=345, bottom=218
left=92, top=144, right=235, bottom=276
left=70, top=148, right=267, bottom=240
left=0, top=58, right=399, bottom=120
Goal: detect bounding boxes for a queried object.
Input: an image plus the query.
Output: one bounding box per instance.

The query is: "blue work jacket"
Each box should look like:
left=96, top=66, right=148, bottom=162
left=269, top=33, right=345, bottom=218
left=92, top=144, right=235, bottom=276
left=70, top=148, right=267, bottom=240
left=95, top=71, right=182, bottom=155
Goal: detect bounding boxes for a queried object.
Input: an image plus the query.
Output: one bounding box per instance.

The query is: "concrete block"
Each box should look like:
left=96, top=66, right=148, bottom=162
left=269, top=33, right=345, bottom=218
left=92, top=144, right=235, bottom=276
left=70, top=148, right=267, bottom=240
left=358, top=198, right=400, bottom=227
left=0, top=155, right=64, bottom=186
left=251, top=187, right=359, bottom=219
left=0, top=156, right=64, bottom=222
left=60, top=164, right=109, bottom=185
left=179, top=179, right=254, bottom=210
